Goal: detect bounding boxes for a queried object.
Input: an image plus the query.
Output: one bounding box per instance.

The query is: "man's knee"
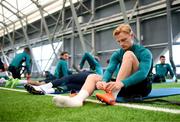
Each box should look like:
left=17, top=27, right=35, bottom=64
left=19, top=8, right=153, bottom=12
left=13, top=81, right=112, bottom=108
left=123, top=51, right=136, bottom=61
left=84, top=52, right=90, bottom=57
left=87, top=74, right=102, bottom=83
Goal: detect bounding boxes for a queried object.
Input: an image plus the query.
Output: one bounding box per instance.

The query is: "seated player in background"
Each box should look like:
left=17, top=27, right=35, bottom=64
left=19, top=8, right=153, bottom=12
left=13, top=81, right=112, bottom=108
left=153, top=55, right=176, bottom=83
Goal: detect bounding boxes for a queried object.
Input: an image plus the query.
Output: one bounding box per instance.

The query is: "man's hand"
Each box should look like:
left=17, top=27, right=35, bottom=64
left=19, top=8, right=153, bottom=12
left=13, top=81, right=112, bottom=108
left=106, top=81, right=124, bottom=92
left=96, top=81, right=107, bottom=90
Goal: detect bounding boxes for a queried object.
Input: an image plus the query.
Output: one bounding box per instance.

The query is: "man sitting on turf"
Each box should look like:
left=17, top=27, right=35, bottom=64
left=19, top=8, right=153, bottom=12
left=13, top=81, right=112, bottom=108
left=36, top=51, right=71, bottom=84
left=28, top=51, right=71, bottom=84
left=52, top=23, right=153, bottom=107
left=153, top=55, right=176, bottom=83
left=4, top=51, right=72, bottom=88
left=24, top=53, right=103, bottom=94
left=8, top=47, right=32, bottom=79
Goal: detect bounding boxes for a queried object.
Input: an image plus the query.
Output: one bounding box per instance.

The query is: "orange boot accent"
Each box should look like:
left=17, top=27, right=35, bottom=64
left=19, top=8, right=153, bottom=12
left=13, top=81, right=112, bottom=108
left=96, top=92, right=116, bottom=105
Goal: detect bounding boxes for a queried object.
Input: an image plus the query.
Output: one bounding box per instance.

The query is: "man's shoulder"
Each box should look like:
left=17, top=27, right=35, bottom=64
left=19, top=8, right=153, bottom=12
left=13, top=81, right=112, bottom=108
left=155, top=64, right=161, bottom=67
left=111, top=49, right=124, bottom=59
left=134, top=44, right=151, bottom=54
left=22, top=52, right=30, bottom=57
left=59, top=59, right=67, bottom=64
left=165, top=63, right=171, bottom=67
left=140, top=45, right=150, bottom=52
left=113, top=48, right=124, bottom=54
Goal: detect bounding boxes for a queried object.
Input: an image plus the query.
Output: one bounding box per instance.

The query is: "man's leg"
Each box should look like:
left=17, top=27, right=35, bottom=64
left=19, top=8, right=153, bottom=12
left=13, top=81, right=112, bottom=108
left=117, top=51, right=139, bottom=80
left=25, top=72, right=97, bottom=96
left=112, top=51, right=139, bottom=97
left=79, top=52, right=96, bottom=69
left=152, top=74, right=161, bottom=83
left=27, top=80, right=46, bottom=86
left=52, top=71, right=92, bottom=87
left=52, top=71, right=93, bottom=93
left=96, top=51, right=139, bottom=104
left=52, top=74, right=102, bottom=107
left=9, top=66, right=19, bottom=79
left=25, top=72, right=85, bottom=94
left=24, top=80, right=54, bottom=95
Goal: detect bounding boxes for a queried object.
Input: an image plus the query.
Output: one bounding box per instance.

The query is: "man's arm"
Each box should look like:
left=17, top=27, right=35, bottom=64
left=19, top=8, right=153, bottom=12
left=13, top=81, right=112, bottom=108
left=61, top=61, right=69, bottom=77
left=121, top=50, right=152, bottom=87
left=103, top=51, right=121, bottom=82
left=25, top=55, right=31, bottom=74
left=167, top=64, right=174, bottom=78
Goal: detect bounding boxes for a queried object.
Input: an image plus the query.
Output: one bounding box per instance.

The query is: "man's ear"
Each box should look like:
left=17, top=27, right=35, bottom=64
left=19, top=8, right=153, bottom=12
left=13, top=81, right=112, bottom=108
left=131, top=33, right=135, bottom=38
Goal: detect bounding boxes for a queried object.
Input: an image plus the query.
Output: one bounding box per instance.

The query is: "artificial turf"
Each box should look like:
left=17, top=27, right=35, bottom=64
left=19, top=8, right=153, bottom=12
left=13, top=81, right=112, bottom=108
left=0, top=82, right=180, bottom=122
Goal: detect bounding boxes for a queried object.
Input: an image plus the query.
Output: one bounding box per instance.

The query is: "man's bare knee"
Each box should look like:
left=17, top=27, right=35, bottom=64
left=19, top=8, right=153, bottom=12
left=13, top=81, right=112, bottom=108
left=87, top=74, right=102, bottom=83
left=123, top=51, right=135, bottom=61
left=122, top=51, right=139, bottom=72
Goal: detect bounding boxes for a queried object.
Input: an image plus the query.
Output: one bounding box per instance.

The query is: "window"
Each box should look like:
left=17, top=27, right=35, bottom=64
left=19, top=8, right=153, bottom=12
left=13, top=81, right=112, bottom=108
left=32, top=42, right=63, bottom=72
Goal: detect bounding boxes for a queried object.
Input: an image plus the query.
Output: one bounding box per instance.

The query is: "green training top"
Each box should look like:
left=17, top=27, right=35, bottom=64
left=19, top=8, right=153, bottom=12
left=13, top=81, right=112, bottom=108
left=54, top=59, right=71, bottom=79
left=155, top=63, right=174, bottom=77
left=103, top=44, right=153, bottom=88
left=79, top=52, right=103, bottom=75
left=10, top=51, right=31, bottom=74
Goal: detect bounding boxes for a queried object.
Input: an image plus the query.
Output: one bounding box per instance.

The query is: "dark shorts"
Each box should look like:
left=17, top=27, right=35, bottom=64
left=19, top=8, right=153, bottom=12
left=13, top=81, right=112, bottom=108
left=8, top=66, right=21, bottom=79
left=117, top=77, right=152, bottom=98
left=40, top=75, right=57, bottom=83
left=52, top=71, right=94, bottom=91
left=152, top=74, right=165, bottom=83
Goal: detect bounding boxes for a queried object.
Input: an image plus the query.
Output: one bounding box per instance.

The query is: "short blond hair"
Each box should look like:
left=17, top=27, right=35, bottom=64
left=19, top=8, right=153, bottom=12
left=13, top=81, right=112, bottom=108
left=113, top=24, right=133, bottom=37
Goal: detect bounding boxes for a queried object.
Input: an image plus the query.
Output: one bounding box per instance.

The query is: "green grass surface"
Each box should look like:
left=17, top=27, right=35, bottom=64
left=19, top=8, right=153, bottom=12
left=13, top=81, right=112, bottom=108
left=152, top=82, right=180, bottom=89
left=0, top=82, right=180, bottom=122
left=0, top=90, right=180, bottom=122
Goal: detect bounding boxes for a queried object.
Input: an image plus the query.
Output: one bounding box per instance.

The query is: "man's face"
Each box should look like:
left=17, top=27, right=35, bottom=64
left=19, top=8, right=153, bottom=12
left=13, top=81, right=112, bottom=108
left=160, top=57, right=166, bottom=64
left=62, top=53, right=69, bottom=60
left=115, top=32, right=133, bottom=50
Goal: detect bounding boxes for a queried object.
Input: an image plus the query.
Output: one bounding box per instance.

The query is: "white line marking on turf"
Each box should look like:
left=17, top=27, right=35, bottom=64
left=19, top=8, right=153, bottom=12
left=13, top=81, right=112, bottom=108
left=86, top=99, right=180, bottom=114
left=1, top=87, right=180, bottom=114
left=0, top=87, right=27, bottom=92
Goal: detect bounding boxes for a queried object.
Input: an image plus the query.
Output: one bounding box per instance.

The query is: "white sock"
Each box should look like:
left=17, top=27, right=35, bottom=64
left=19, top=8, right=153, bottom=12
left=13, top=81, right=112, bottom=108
left=19, top=80, right=27, bottom=85
left=40, top=83, right=53, bottom=89
left=73, top=89, right=89, bottom=102
left=44, top=88, right=55, bottom=94
left=112, top=89, right=120, bottom=99
left=52, top=89, right=89, bottom=108
left=52, top=95, right=83, bottom=107
left=32, top=85, right=42, bottom=91
left=32, top=83, right=53, bottom=93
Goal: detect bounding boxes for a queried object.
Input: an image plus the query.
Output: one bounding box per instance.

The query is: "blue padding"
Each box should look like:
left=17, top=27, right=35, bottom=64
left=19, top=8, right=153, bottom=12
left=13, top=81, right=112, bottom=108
left=16, top=86, right=25, bottom=89
left=144, top=88, right=180, bottom=98
left=116, top=88, right=180, bottom=103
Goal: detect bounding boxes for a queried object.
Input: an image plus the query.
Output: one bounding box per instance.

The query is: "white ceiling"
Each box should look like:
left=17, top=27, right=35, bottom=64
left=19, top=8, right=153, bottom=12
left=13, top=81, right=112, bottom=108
left=0, top=0, right=79, bottom=36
